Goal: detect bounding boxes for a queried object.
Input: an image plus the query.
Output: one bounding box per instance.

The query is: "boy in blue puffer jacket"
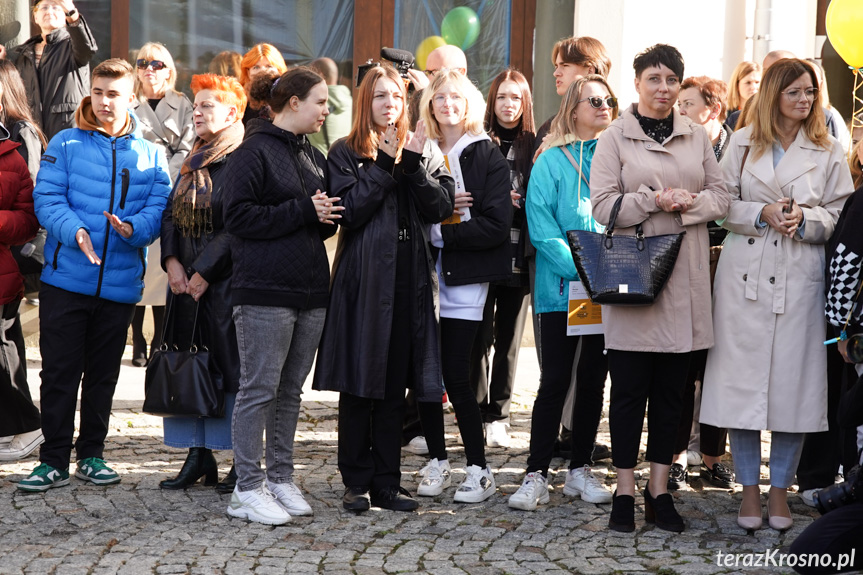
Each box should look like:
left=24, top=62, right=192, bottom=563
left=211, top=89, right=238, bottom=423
left=18, top=59, right=170, bottom=492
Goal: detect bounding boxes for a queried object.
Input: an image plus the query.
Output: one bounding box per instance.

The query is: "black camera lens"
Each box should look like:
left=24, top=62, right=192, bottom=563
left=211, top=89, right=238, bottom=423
left=846, top=334, right=863, bottom=363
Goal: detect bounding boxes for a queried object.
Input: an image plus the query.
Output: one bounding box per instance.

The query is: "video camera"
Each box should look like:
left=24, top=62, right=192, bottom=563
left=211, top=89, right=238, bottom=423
left=356, top=47, right=416, bottom=88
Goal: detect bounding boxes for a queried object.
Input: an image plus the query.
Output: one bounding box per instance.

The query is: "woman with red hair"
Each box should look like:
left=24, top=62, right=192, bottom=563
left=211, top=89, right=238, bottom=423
left=239, top=43, right=288, bottom=124
left=158, top=74, right=247, bottom=493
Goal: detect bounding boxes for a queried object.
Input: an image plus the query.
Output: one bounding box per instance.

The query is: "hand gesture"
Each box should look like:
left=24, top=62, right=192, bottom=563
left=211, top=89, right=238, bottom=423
left=312, top=190, right=343, bottom=225
left=104, top=211, right=133, bottom=238
left=186, top=272, right=209, bottom=302
left=378, top=122, right=399, bottom=159
left=656, top=188, right=695, bottom=213
left=510, top=190, right=522, bottom=209
left=404, top=119, right=427, bottom=154
left=453, top=191, right=473, bottom=216
left=165, top=256, right=188, bottom=296
left=760, top=198, right=801, bottom=238
left=75, top=228, right=100, bottom=265
left=406, top=69, right=429, bottom=91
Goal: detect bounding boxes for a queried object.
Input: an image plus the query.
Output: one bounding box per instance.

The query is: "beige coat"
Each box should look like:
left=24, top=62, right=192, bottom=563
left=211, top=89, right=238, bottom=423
left=700, top=126, right=854, bottom=432
left=590, top=105, right=732, bottom=352
left=132, top=90, right=195, bottom=306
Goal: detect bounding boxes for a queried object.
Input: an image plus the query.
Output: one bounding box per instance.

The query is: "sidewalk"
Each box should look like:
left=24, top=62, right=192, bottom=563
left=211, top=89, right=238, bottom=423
left=0, top=340, right=827, bottom=575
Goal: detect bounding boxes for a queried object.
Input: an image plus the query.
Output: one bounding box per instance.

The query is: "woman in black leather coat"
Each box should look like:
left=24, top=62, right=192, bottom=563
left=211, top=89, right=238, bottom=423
left=158, top=74, right=246, bottom=492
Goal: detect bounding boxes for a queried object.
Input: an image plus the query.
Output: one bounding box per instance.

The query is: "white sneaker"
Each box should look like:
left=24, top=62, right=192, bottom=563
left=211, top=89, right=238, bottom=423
left=0, top=429, right=44, bottom=461
left=563, top=465, right=613, bottom=504
left=267, top=479, right=313, bottom=516
left=417, top=458, right=452, bottom=496
left=686, top=449, right=703, bottom=467
left=403, top=436, right=429, bottom=455
left=0, top=435, right=13, bottom=447
left=799, top=488, right=819, bottom=508
left=454, top=465, right=496, bottom=503
left=508, top=472, right=550, bottom=511
left=226, top=485, right=291, bottom=525
left=485, top=421, right=510, bottom=448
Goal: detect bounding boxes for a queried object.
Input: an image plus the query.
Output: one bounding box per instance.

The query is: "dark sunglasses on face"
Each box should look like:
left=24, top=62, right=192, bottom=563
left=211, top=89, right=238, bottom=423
left=136, top=59, right=167, bottom=71
left=577, top=96, right=618, bottom=109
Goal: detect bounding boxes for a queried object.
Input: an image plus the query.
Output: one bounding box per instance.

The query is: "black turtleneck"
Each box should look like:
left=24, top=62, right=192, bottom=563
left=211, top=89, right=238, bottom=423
left=496, top=125, right=519, bottom=158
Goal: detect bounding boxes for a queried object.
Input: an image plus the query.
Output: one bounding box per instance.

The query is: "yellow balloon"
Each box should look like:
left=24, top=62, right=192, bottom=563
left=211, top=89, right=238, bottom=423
left=416, top=36, right=447, bottom=71
left=826, top=0, right=863, bottom=68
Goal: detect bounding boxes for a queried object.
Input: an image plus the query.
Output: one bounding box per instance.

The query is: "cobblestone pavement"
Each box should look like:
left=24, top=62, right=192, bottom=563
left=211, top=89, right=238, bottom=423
left=0, top=348, right=837, bottom=575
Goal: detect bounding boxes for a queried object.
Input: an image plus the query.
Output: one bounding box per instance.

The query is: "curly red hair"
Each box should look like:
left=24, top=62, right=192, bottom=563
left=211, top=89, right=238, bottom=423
left=190, top=74, right=248, bottom=117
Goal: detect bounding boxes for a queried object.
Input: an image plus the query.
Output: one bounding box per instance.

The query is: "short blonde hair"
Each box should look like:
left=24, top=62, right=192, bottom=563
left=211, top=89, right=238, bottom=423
left=420, top=69, right=485, bottom=142
left=134, top=42, right=178, bottom=100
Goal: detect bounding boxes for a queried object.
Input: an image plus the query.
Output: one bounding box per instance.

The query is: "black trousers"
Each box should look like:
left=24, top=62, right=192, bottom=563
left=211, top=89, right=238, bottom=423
left=526, top=312, right=607, bottom=475
left=673, top=348, right=728, bottom=457
left=469, top=283, right=530, bottom=423
left=130, top=305, right=165, bottom=359
left=789, top=503, right=863, bottom=574
left=38, top=284, right=135, bottom=469
left=419, top=318, right=486, bottom=468
left=608, top=350, right=691, bottom=469
left=338, top=282, right=411, bottom=492
left=0, top=299, right=40, bottom=437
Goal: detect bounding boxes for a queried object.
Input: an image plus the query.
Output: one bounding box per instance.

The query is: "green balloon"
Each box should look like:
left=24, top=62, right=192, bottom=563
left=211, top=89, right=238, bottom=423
left=441, top=7, right=481, bottom=50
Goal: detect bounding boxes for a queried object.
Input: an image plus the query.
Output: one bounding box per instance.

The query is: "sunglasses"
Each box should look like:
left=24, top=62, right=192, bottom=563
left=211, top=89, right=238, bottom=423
left=136, top=59, right=168, bottom=71
left=577, top=96, right=618, bottom=109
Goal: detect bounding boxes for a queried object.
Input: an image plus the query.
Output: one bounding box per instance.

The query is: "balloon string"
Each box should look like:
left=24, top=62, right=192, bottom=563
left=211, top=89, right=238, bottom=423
left=851, top=67, right=863, bottom=157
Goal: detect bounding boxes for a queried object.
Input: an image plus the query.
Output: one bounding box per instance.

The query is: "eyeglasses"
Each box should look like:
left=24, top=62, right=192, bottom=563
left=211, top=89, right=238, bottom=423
left=136, top=59, right=168, bottom=71
left=433, top=93, right=464, bottom=106
left=781, top=88, right=818, bottom=101
left=425, top=69, right=440, bottom=77
left=577, top=96, right=617, bottom=109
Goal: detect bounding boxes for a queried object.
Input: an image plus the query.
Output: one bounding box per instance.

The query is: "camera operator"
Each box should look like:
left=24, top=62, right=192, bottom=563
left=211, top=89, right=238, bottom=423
left=789, top=175, right=863, bottom=574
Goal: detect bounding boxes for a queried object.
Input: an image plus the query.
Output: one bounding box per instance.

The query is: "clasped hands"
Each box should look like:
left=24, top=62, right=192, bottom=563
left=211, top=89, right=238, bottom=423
left=655, top=187, right=696, bottom=213
left=759, top=198, right=802, bottom=239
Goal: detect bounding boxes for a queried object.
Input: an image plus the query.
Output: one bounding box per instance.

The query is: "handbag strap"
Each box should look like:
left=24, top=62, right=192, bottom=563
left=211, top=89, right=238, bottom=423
left=560, top=145, right=590, bottom=189
left=158, top=293, right=204, bottom=351
left=739, top=146, right=750, bottom=180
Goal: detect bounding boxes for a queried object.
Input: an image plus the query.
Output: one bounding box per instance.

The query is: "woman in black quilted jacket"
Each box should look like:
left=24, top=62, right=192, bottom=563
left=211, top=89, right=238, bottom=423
left=222, top=67, right=341, bottom=526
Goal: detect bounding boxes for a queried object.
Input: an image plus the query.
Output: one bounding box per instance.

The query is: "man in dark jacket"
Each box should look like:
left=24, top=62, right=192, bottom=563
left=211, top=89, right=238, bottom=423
left=8, top=0, right=97, bottom=141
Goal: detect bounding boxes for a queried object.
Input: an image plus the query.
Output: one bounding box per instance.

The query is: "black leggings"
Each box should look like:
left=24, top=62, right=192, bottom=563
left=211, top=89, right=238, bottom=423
left=526, top=312, right=607, bottom=475
left=418, top=318, right=486, bottom=468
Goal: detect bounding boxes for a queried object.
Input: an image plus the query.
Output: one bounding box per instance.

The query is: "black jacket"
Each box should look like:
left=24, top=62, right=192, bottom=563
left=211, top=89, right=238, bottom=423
left=11, top=18, right=97, bottom=142
left=313, top=139, right=454, bottom=401
left=438, top=139, right=512, bottom=286
left=161, top=158, right=240, bottom=393
left=222, top=120, right=336, bottom=309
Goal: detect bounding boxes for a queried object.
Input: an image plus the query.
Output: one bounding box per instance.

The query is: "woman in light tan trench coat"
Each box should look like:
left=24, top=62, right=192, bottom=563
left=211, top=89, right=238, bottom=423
left=701, top=58, right=854, bottom=532
left=591, top=44, right=732, bottom=534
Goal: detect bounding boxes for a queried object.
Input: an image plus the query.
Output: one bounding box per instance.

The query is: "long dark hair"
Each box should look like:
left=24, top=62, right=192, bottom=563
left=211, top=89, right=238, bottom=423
left=484, top=68, right=536, bottom=182
left=0, top=60, right=47, bottom=148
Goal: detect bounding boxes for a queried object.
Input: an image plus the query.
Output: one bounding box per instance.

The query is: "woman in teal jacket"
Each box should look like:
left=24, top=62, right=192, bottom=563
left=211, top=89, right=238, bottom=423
left=509, top=75, right=618, bottom=511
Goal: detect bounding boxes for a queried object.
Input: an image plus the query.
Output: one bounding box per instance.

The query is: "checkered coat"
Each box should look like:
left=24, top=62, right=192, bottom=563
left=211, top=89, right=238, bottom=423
left=701, top=126, right=854, bottom=433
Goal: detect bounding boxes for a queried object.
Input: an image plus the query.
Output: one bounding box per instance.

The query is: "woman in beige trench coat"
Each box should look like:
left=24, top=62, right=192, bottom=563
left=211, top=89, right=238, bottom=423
left=591, top=44, right=732, bottom=534
left=701, top=58, right=854, bottom=532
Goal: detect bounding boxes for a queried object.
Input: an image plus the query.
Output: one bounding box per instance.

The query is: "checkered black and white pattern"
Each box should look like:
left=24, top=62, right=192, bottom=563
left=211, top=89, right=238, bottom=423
left=826, top=242, right=862, bottom=327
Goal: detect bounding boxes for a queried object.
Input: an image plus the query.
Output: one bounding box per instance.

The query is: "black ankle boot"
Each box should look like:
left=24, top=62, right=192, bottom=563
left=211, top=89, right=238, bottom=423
left=160, top=448, right=218, bottom=490
left=643, top=481, right=685, bottom=532
left=608, top=491, right=635, bottom=532
left=215, top=464, right=237, bottom=494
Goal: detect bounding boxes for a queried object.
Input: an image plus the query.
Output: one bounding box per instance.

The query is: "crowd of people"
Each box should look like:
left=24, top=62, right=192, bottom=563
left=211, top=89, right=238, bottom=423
left=0, top=1, right=860, bottom=570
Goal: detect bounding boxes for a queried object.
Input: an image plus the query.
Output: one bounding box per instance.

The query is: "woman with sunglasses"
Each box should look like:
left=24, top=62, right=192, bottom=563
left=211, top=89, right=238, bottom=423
left=239, top=44, right=288, bottom=125
left=590, top=44, right=732, bottom=533
left=10, top=0, right=97, bottom=142
left=129, top=42, right=195, bottom=369
left=508, top=76, right=617, bottom=511
left=701, top=58, right=854, bottom=532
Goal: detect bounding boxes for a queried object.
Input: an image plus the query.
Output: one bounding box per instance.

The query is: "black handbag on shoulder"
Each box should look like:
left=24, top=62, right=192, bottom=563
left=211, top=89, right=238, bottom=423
left=143, top=296, right=225, bottom=418
left=566, top=194, right=685, bottom=305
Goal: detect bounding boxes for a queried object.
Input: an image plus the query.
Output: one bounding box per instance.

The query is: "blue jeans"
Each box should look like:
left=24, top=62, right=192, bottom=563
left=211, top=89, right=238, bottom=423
left=163, top=393, right=236, bottom=450
left=232, top=305, right=326, bottom=492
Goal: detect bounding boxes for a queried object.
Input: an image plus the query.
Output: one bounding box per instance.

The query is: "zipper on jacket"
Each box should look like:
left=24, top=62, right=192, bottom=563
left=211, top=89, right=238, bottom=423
left=52, top=242, right=61, bottom=270
left=118, top=168, right=130, bottom=209
left=138, top=248, right=146, bottom=281
left=95, top=140, right=118, bottom=298
left=560, top=277, right=565, bottom=296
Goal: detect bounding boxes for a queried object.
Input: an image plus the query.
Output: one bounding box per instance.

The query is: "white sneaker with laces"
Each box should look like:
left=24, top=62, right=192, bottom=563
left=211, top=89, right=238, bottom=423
left=403, top=436, right=429, bottom=455
left=226, top=485, right=291, bottom=525
left=485, top=421, right=510, bottom=448
left=454, top=464, right=496, bottom=503
left=563, top=465, right=613, bottom=504
left=507, top=472, right=550, bottom=511
left=417, top=458, right=452, bottom=496
left=267, top=479, right=313, bottom=516
left=0, top=429, right=44, bottom=461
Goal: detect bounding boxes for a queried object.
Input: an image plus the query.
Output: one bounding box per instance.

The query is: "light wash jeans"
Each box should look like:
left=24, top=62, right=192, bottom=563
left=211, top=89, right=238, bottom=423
left=232, top=305, right=326, bottom=492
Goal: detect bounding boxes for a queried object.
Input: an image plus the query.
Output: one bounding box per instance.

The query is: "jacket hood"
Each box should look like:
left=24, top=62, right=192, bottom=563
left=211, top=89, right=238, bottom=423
left=75, top=96, right=136, bottom=137
left=327, top=85, right=352, bottom=114
left=546, top=133, right=598, bottom=149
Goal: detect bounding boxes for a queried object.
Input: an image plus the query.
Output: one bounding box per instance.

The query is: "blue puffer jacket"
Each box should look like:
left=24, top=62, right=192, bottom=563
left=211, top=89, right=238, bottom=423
left=526, top=139, right=604, bottom=314
left=34, top=110, right=171, bottom=304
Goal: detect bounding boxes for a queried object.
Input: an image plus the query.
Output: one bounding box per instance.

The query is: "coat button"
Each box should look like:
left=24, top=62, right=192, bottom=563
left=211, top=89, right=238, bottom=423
left=748, top=238, right=755, bottom=245
left=646, top=144, right=652, bottom=148
left=743, top=274, right=747, bottom=281
left=769, top=277, right=775, bottom=284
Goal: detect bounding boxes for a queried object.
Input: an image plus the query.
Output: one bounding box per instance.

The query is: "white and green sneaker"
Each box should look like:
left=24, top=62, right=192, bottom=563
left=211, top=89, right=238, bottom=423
left=17, top=463, right=70, bottom=492
left=75, top=457, right=121, bottom=485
